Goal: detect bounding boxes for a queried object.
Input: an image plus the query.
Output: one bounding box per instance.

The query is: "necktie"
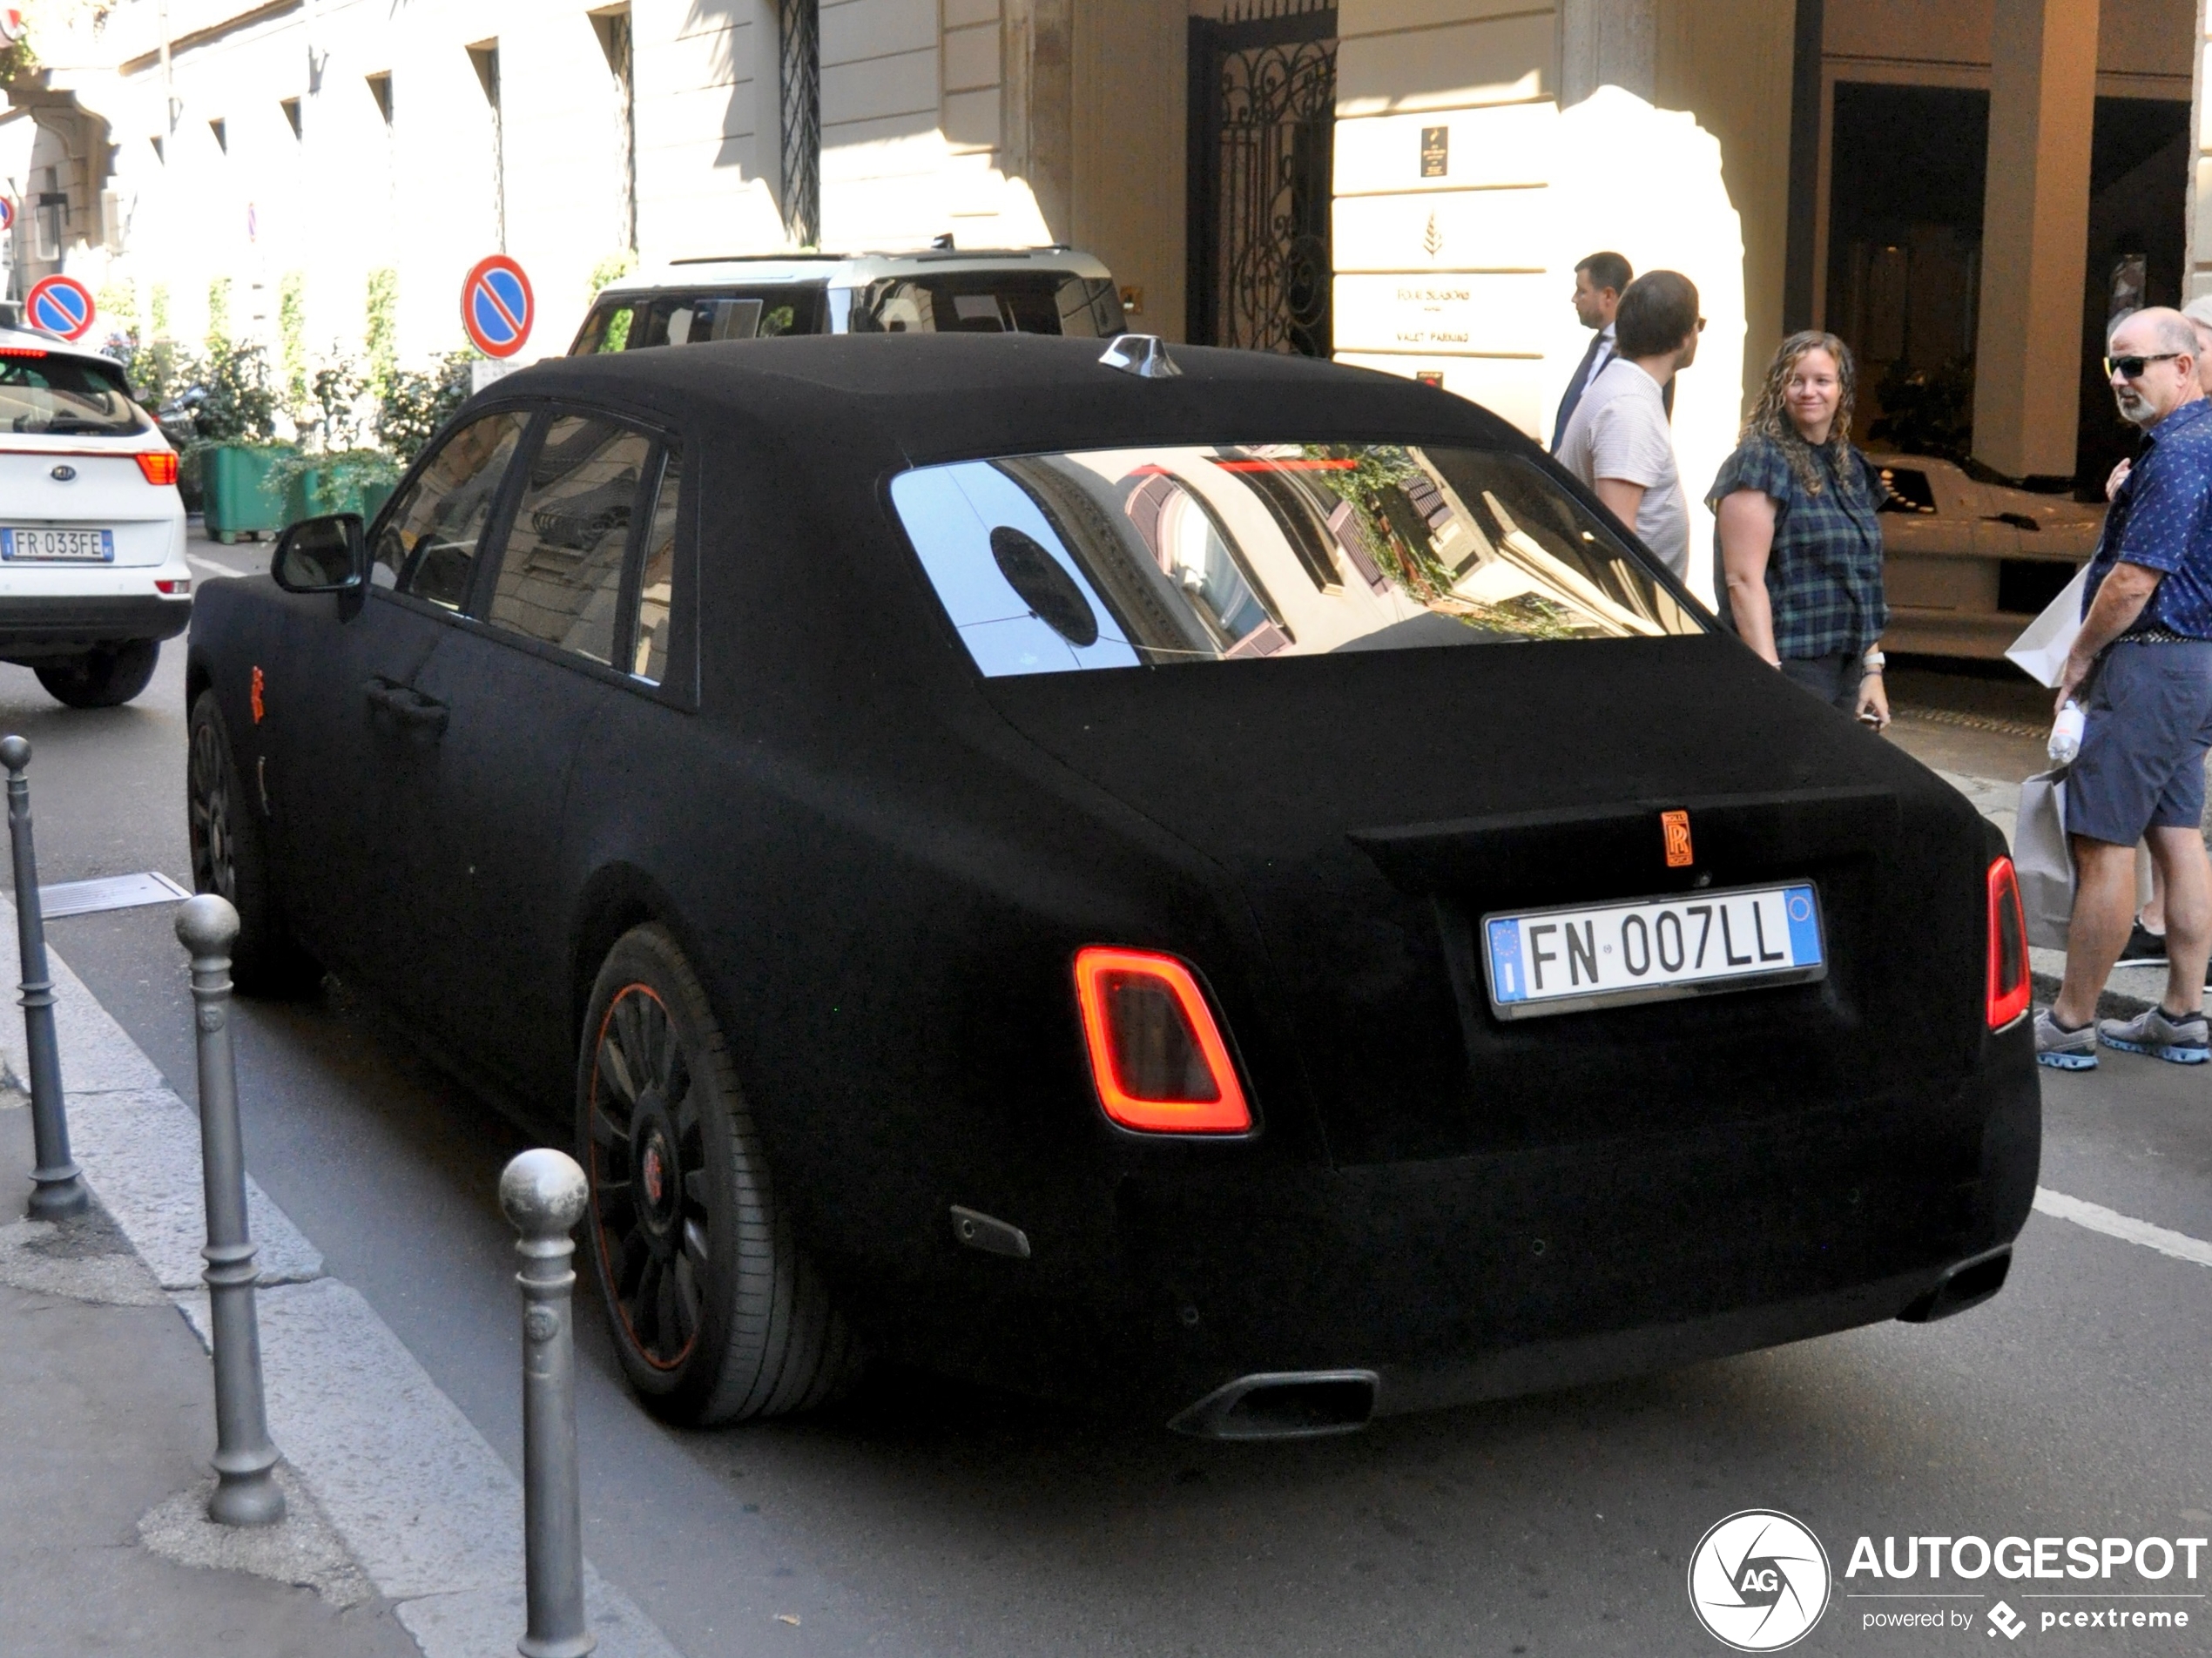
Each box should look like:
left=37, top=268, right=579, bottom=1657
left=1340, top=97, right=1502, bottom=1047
left=1553, top=332, right=1608, bottom=451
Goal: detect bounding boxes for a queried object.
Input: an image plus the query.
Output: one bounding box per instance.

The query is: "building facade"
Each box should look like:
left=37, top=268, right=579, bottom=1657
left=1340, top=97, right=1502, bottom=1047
left=1, top=0, right=2202, bottom=507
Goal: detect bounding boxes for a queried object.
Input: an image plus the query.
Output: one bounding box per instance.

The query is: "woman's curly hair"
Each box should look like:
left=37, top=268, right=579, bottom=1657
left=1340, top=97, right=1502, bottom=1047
left=1742, top=331, right=1860, bottom=497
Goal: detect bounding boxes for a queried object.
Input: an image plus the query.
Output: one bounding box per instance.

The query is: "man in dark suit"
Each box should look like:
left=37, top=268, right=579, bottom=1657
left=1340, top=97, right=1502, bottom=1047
left=1551, top=252, right=1632, bottom=451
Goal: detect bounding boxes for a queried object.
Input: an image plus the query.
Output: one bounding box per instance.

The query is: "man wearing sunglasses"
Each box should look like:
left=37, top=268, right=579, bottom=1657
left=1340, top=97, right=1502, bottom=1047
left=2039, top=307, right=2212, bottom=1070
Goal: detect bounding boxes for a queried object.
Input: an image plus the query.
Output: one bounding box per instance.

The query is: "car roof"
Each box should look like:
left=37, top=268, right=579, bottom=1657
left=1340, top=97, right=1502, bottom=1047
left=595, top=246, right=1115, bottom=298
left=0, top=323, right=124, bottom=368
left=474, top=334, right=1521, bottom=469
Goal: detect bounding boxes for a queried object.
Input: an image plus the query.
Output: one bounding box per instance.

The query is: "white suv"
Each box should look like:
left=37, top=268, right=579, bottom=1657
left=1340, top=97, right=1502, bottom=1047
left=0, top=325, right=189, bottom=705
left=569, top=246, right=1125, bottom=353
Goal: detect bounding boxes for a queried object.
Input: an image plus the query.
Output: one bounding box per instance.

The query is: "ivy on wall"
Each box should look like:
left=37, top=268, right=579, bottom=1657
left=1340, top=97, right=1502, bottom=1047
left=278, top=271, right=308, bottom=414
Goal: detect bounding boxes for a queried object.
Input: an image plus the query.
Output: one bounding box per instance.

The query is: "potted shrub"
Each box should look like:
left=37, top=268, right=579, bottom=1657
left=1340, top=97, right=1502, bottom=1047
left=169, top=340, right=288, bottom=542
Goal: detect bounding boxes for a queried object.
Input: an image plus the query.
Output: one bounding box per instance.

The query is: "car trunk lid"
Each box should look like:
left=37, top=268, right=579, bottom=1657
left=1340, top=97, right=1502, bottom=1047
left=983, top=634, right=1990, bottom=1165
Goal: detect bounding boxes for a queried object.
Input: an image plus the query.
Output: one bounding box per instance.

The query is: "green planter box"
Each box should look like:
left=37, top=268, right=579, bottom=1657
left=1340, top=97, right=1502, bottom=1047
left=201, top=445, right=293, bottom=543
left=285, top=468, right=400, bottom=528
left=284, top=467, right=358, bottom=525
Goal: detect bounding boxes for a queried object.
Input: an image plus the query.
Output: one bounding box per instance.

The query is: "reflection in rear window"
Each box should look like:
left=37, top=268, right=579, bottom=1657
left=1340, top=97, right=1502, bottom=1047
left=890, top=445, right=1705, bottom=677
left=572, top=287, right=822, bottom=353
left=0, top=352, right=143, bottom=435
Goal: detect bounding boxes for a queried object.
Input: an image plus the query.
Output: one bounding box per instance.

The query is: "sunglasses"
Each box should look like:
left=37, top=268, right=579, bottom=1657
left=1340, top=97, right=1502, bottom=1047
left=2106, top=352, right=2184, bottom=380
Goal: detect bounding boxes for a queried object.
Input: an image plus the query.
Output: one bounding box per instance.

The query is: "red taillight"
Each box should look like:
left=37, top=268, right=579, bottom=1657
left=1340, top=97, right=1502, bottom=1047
left=155, top=578, right=190, bottom=596
left=0, top=347, right=46, bottom=359
left=1072, top=947, right=1251, bottom=1134
left=134, top=451, right=179, bottom=486
left=1986, top=856, right=2030, bottom=1029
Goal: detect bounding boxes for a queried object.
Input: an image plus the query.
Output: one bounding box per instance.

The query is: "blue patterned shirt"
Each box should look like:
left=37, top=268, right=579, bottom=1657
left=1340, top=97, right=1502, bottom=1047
left=2084, top=395, right=2212, bottom=640
left=1706, top=435, right=1888, bottom=659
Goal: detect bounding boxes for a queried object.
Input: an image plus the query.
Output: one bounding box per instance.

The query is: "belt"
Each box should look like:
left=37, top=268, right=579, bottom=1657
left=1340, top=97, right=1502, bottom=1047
left=2117, top=629, right=2208, bottom=645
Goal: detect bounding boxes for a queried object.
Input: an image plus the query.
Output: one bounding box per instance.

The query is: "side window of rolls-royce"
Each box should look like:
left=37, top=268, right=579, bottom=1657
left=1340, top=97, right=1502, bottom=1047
left=488, top=414, right=654, bottom=665
left=372, top=410, right=529, bottom=609
left=631, top=441, right=682, bottom=684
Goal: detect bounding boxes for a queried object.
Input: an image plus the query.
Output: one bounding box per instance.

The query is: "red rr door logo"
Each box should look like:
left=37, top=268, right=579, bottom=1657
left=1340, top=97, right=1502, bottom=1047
left=1662, top=809, right=1693, bottom=868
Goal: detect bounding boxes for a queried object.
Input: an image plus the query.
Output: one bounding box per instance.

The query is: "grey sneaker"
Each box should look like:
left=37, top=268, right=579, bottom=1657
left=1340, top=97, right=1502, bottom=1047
left=2035, top=1009, right=2099, bottom=1070
left=2098, top=1006, right=2211, bottom=1065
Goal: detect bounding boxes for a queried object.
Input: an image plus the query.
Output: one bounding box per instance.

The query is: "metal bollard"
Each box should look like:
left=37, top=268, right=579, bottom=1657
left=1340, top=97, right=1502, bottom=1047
left=500, top=1149, right=595, bottom=1658
left=3, top=735, right=87, bottom=1221
left=176, top=893, right=286, bottom=1527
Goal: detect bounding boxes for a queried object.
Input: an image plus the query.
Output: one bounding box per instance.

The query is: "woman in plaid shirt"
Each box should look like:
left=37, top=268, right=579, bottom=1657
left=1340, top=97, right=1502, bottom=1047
left=1710, top=332, right=1891, bottom=726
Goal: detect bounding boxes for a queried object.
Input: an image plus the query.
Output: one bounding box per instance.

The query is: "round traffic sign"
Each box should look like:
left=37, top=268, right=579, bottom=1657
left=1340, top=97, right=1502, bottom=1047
left=461, top=255, right=534, bottom=359
left=0, top=199, right=14, bottom=233
left=25, top=274, right=95, bottom=341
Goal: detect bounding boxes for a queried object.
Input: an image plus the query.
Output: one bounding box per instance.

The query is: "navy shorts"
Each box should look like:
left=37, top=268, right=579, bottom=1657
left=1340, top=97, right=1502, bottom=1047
left=2067, top=639, right=2212, bottom=846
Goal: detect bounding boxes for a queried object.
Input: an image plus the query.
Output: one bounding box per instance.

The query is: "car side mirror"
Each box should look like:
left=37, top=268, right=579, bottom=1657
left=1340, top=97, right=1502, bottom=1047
left=272, top=513, right=367, bottom=594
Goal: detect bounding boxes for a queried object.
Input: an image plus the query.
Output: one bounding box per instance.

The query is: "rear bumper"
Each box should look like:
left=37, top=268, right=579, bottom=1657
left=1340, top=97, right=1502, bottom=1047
left=879, top=1034, right=2040, bottom=1424
left=0, top=593, right=192, bottom=657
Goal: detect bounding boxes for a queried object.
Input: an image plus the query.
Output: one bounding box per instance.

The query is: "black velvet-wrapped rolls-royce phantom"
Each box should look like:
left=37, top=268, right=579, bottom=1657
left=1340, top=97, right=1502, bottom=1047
left=184, top=333, right=2037, bottom=1438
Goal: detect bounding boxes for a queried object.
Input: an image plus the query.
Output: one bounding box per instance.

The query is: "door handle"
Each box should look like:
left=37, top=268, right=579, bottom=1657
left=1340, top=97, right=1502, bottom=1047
left=363, top=677, right=449, bottom=736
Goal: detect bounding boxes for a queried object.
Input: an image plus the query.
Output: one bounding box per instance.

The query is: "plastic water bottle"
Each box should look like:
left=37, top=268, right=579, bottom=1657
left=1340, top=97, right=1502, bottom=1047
left=2049, top=700, right=2085, bottom=765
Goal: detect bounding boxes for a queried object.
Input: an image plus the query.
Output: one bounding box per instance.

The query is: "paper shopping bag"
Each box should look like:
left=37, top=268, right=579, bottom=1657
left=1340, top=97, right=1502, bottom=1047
left=2014, top=768, right=2073, bottom=950
left=2005, top=563, right=2092, bottom=689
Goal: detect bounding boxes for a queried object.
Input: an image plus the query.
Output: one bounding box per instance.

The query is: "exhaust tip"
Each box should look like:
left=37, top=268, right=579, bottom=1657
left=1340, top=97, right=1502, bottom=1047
left=1898, top=1245, right=2012, bottom=1324
left=1168, top=1370, right=1379, bottom=1440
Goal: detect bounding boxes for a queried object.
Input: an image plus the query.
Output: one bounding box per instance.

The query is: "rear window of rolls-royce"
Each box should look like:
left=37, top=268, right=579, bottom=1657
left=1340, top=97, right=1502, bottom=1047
left=890, top=444, right=1706, bottom=677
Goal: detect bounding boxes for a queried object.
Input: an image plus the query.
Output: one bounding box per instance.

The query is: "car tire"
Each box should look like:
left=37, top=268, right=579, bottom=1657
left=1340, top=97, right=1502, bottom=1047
left=577, top=924, right=862, bottom=1426
left=37, top=639, right=160, bottom=708
left=186, top=690, right=320, bottom=996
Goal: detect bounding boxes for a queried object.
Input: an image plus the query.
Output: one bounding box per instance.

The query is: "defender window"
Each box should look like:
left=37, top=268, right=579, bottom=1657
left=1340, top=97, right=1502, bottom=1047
left=371, top=409, right=529, bottom=609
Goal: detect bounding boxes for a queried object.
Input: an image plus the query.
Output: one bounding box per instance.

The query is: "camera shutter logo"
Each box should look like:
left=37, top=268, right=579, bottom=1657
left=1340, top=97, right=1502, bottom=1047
left=1687, top=1509, right=1831, bottom=1651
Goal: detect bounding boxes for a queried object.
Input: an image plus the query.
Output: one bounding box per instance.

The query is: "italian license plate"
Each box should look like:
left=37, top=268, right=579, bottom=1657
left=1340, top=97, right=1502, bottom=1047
left=2, top=527, right=113, bottom=562
left=1483, top=883, right=1825, bottom=1020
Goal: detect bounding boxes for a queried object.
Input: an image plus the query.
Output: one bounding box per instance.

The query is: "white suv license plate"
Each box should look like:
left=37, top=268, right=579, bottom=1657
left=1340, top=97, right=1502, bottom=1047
left=2, top=527, right=113, bottom=562
left=1483, top=882, right=1825, bottom=1020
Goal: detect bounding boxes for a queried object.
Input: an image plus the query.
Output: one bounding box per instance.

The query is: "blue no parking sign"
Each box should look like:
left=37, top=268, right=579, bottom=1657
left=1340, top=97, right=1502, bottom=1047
left=461, top=254, right=534, bottom=359
left=24, top=273, right=94, bottom=340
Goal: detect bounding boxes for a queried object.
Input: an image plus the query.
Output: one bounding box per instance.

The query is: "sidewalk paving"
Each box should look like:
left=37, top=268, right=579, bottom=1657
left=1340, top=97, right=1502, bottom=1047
left=0, top=900, right=685, bottom=1658
left=0, top=1095, right=420, bottom=1657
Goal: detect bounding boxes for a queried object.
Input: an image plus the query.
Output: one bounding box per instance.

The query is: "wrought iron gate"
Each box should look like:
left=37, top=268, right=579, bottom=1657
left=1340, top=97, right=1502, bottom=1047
left=1187, top=2, right=1338, bottom=356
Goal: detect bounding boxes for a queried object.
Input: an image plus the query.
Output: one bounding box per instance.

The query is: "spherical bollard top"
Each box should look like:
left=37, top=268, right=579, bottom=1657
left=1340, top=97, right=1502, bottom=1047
left=501, top=1149, right=589, bottom=1239
left=175, top=892, right=241, bottom=957
left=0, top=733, right=28, bottom=774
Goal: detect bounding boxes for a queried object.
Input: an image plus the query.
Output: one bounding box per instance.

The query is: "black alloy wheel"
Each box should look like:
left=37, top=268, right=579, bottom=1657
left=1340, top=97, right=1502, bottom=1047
left=588, top=982, right=709, bottom=1372
left=577, top=924, right=862, bottom=1425
left=37, top=638, right=159, bottom=708
left=185, top=690, right=319, bottom=995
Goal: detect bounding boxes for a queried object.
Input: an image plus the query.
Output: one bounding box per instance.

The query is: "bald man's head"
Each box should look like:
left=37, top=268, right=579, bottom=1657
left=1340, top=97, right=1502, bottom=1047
left=2108, top=307, right=2203, bottom=428
left=2111, top=306, right=2199, bottom=357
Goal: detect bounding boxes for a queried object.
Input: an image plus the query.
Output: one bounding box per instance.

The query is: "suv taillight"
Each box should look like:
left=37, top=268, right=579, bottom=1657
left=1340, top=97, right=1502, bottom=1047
left=1986, top=856, right=2030, bottom=1029
left=135, top=451, right=179, bottom=486
left=1072, top=947, right=1250, bottom=1134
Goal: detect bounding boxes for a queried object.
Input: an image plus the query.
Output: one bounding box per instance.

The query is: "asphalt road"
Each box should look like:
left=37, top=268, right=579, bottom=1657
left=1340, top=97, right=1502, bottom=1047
left=10, top=549, right=2212, bottom=1656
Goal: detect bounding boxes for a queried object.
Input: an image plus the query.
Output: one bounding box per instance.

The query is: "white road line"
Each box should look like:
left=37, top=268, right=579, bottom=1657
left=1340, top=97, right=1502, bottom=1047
left=186, top=553, right=247, bottom=577
left=0, top=899, right=683, bottom=1658
left=2034, top=1186, right=2212, bottom=1270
